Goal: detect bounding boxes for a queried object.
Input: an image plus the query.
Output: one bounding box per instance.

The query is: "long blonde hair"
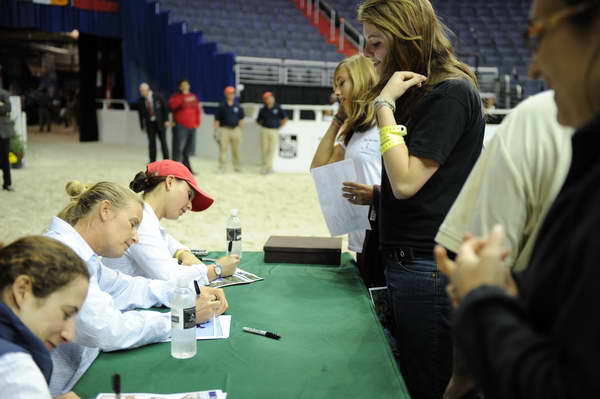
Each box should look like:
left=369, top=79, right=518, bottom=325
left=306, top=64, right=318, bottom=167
left=358, top=0, right=478, bottom=123
left=334, top=54, right=378, bottom=145
left=58, top=181, right=143, bottom=225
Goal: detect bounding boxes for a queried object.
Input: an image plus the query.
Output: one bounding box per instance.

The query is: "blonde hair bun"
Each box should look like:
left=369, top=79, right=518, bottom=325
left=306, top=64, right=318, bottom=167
left=65, top=180, right=90, bottom=200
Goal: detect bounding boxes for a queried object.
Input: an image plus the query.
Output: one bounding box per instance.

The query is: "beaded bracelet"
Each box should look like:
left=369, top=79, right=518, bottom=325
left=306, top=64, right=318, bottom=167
left=374, top=97, right=396, bottom=113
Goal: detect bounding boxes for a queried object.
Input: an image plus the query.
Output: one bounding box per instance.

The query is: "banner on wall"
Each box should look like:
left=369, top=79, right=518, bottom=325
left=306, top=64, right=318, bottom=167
left=71, top=0, right=119, bottom=12
left=18, top=0, right=69, bottom=5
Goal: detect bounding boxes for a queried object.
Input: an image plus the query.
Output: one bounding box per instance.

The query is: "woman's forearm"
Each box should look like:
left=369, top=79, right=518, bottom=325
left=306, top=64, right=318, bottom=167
left=310, top=121, right=343, bottom=169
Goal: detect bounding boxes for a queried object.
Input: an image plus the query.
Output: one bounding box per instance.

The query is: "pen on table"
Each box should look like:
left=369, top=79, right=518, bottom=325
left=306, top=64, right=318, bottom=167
left=112, top=373, right=121, bottom=399
left=243, top=327, right=281, bottom=340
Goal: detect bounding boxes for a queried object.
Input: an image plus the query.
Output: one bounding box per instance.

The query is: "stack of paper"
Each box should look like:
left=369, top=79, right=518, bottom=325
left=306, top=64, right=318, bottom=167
left=208, top=268, right=263, bottom=288
left=96, top=390, right=227, bottom=398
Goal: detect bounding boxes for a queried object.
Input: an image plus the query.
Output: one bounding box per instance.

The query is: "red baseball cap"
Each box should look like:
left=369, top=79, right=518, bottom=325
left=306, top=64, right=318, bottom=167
left=224, top=86, right=235, bottom=94
left=146, top=160, right=214, bottom=212
left=262, top=91, right=273, bottom=100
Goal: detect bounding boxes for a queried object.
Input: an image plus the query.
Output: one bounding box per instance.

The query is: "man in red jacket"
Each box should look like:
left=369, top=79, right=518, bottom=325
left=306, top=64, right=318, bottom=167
left=168, top=78, right=201, bottom=174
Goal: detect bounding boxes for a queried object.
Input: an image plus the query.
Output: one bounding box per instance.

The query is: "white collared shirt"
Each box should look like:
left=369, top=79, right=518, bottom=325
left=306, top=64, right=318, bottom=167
left=0, top=352, right=52, bottom=399
left=44, top=217, right=173, bottom=395
left=103, top=202, right=209, bottom=284
left=146, top=91, right=156, bottom=121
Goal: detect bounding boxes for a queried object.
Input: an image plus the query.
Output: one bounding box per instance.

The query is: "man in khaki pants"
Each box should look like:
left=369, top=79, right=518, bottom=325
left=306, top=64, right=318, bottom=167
left=256, top=92, right=288, bottom=175
left=214, top=86, right=245, bottom=173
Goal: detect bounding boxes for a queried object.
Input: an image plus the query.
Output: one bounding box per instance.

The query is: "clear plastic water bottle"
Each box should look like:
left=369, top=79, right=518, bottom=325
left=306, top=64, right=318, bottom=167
left=226, top=208, right=242, bottom=258
left=170, top=277, right=197, bottom=359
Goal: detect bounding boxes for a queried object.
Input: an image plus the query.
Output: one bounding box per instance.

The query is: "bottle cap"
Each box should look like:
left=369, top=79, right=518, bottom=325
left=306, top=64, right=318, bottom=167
left=230, top=209, right=238, bottom=216
left=176, top=276, right=189, bottom=288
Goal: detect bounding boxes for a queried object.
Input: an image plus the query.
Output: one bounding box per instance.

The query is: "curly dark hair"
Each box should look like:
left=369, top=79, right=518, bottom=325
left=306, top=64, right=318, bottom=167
left=0, top=236, right=90, bottom=298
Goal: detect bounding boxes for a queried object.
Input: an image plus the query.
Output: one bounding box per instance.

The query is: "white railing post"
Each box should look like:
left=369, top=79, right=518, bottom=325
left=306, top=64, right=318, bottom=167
left=339, top=18, right=345, bottom=50
left=330, top=10, right=336, bottom=41
left=280, top=65, right=286, bottom=85
left=314, top=0, right=320, bottom=23
left=307, top=0, right=312, bottom=16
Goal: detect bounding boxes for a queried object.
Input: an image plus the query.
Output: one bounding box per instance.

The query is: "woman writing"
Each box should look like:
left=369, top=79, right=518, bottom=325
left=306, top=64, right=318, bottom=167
left=103, top=160, right=239, bottom=282
left=45, top=180, right=227, bottom=396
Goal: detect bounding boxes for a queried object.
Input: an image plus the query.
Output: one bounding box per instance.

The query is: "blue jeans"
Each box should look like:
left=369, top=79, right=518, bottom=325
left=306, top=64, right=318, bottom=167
left=172, top=125, right=196, bottom=172
left=382, top=251, right=453, bottom=399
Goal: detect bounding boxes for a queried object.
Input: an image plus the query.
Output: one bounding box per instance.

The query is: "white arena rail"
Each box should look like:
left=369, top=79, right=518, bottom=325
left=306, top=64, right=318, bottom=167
left=96, top=99, right=504, bottom=173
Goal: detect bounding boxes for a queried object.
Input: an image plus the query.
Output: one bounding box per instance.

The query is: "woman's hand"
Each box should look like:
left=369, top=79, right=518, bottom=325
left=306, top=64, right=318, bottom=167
left=178, top=250, right=202, bottom=266
left=379, top=71, right=427, bottom=103
left=217, top=255, right=240, bottom=277
left=54, top=392, right=81, bottom=399
left=342, top=182, right=374, bottom=205
left=335, top=104, right=347, bottom=122
left=195, top=293, right=221, bottom=323
left=435, top=225, right=512, bottom=305
left=200, top=286, right=228, bottom=315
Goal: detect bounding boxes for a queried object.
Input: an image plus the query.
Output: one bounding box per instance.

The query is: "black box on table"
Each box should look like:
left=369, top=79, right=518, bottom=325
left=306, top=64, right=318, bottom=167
left=263, top=236, right=342, bottom=266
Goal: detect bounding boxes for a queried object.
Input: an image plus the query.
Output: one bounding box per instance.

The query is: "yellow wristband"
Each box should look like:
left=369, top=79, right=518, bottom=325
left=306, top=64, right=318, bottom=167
left=380, top=125, right=408, bottom=137
left=380, top=132, right=405, bottom=154
left=174, top=249, right=188, bottom=261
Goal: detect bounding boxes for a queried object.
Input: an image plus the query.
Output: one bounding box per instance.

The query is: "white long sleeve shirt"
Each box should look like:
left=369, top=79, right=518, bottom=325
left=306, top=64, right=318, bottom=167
left=0, top=352, right=52, bottom=399
left=44, top=217, right=173, bottom=395
left=102, top=202, right=209, bottom=284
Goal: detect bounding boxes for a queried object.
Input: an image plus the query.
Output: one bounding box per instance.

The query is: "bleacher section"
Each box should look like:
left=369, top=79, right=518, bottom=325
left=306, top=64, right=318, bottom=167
left=161, top=0, right=344, bottom=62
left=325, top=0, right=546, bottom=103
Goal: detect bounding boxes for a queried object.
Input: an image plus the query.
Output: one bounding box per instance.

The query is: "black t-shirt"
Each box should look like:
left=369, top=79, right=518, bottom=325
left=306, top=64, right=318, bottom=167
left=379, top=78, right=484, bottom=257
left=215, top=101, right=245, bottom=128
left=257, top=104, right=286, bottom=128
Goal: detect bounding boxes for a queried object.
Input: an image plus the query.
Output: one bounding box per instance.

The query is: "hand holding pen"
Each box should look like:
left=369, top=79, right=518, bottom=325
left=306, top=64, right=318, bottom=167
left=193, top=281, right=227, bottom=322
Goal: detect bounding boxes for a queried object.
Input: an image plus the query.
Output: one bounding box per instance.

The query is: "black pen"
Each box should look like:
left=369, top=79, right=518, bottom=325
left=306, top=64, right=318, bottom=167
left=112, top=373, right=121, bottom=399
left=193, top=280, right=206, bottom=328
left=243, top=327, right=281, bottom=340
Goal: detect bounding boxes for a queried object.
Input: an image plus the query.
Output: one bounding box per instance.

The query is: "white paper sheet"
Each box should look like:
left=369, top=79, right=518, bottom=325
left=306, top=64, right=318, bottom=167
left=311, top=159, right=371, bottom=236
left=163, top=315, right=231, bottom=341
left=96, top=389, right=227, bottom=399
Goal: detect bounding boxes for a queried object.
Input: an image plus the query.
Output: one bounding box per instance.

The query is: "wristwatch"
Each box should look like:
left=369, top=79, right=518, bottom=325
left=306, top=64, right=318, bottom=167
left=214, top=262, right=223, bottom=278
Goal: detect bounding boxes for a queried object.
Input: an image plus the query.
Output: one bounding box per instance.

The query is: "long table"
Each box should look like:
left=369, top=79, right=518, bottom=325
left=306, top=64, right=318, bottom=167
left=73, top=252, right=409, bottom=398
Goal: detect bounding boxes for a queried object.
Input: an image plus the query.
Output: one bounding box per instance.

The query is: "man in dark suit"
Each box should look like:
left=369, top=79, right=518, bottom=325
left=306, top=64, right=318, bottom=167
left=0, top=87, right=13, bottom=191
left=138, top=83, right=170, bottom=163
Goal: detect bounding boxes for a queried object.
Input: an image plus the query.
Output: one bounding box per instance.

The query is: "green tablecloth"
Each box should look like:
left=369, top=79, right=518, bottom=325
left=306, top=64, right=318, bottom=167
left=73, top=252, right=409, bottom=398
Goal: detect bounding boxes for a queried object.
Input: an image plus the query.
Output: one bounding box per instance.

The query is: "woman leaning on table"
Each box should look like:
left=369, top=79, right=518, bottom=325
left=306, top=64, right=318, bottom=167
left=103, top=160, right=239, bottom=282
left=343, top=1, right=485, bottom=398
left=44, top=180, right=228, bottom=396
left=0, top=236, right=89, bottom=399
left=435, top=0, right=600, bottom=398
left=310, top=54, right=382, bottom=286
